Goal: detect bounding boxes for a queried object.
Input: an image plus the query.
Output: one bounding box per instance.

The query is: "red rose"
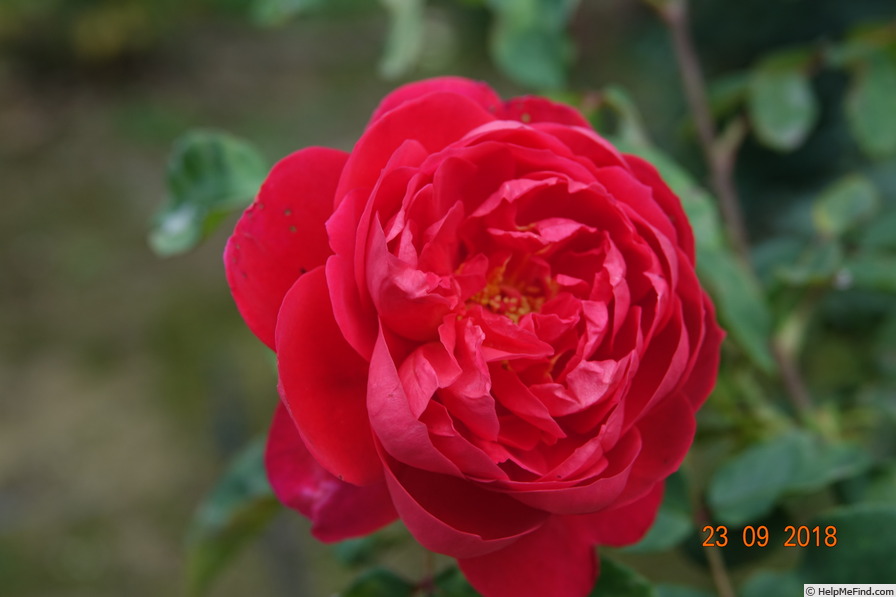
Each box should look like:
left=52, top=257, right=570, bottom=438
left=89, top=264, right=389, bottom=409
left=225, top=77, right=723, bottom=597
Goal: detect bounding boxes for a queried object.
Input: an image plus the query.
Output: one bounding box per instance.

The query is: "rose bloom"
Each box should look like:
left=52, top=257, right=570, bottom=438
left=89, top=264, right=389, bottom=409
left=225, top=77, right=723, bottom=597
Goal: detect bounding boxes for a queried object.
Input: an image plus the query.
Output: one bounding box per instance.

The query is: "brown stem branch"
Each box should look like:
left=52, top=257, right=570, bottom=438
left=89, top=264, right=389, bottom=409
left=655, top=0, right=815, bottom=414
left=660, top=0, right=751, bottom=264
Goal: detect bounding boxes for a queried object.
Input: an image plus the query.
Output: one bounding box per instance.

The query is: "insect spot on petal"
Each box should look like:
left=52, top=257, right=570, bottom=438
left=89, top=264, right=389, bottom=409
left=289, top=226, right=297, bottom=233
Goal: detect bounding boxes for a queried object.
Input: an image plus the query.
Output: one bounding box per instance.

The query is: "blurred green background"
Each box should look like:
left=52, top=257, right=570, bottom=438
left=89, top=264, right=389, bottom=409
left=1, top=1, right=894, bottom=596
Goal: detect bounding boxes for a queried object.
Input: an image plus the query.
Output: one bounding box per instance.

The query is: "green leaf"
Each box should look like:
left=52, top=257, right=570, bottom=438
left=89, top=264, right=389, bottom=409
left=846, top=54, right=896, bottom=158
left=150, top=130, right=268, bottom=257
left=379, top=0, right=425, bottom=79
left=251, top=0, right=326, bottom=25
left=740, top=570, right=805, bottom=597
left=624, top=472, right=692, bottom=553
left=708, top=431, right=806, bottom=525
left=341, top=568, right=415, bottom=597
left=865, top=465, right=896, bottom=505
left=843, top=254, right=896, bottom=294
left=777, top=242, right=843, bottom=286
left=788, top=439, right=873, bottom=492
left=801, top=505, right=896, bottom=583
left=698, top=249, right=775, bottom=373
left=709, top=431, right=873, bottom=525
left=433, top=567, right=480, bottom=597
left=748, top=50, right=819, bottom=151
left=590, top=556, right=655, bottom=597
left=656, top=585, right=713, bottom=597
left=487, top=0, right=579, bottom=90
left=186, top=438, right=280, bottom=596
left=812, top=175, right=880, bottom=239
left=860, top=209, right=896, bottom=251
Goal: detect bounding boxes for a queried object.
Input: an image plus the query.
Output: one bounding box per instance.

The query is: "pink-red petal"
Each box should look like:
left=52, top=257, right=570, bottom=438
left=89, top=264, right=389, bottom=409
left=459, top=515, right=598, bottom=597
left=275, top=266, right=382, bottom=485
left=368, top=76, right=502, bottom=125
left=225, top=147, right=347, bottom=349
left=265, top=403, right=397, bottom=541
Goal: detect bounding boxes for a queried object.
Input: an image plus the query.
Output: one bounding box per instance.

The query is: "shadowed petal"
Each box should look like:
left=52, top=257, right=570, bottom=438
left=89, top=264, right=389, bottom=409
left=266, top=403, right=397, bottom=541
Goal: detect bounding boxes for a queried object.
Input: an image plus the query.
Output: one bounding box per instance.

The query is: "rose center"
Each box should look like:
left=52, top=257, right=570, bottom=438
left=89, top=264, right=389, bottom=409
left=468, top=260, right=554, bottom=324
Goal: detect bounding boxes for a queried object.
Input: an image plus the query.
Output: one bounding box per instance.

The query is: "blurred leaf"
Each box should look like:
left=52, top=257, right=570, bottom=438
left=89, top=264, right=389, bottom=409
left=865, top=465, right=896, bottom=505
left=789, top=439, right=873, bottom=492
left=708, top=431, right=805, bottom=525
left=708, top=72, right=749, bottom=120
left=433, top=567, right=480, bottom=597
left=486, top=0, right=579, bottom=89
left=333, top=528, right=402, bottom=568
left=186, top=438, right=280, bottom=596
left=656, top=585, right=713, bottom=597
left=150, top=130, right=268, bottom=257
left=801, top=505, right=896, bottom=583
left=846, top=54, right=896, bottom=158
left=752, top=236, right=806, bottom=286
left=812, top=174, right=880, bottom=239
left=860, top=209, right=896, bottom=251
left=251, top=0, right=326, bottom=25
left=748, top=50, right=819, bottom=151
left=624, top=471, right=692, bottom=553
left=341, top=568, right=415, bottom=597
left=777, top=242, right=843, bottom=286
left=709, top=430, right=874, bottom=526
left=843, top=254, right=896, bottom=293
left=379, top=0, right=424, bottom=79
left=740, top=570, right=805, bottom=597
left=698, top=250, right=776, bottom=373
left=590, top=556, right=655, bottom=597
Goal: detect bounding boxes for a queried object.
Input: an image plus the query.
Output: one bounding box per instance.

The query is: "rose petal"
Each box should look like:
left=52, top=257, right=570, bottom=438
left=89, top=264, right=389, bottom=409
left=498, top=96, right=592, bottom=128
left=335, top=92, right=496, bottom=201
left=458, top=515, right=598, bottom=597
left=368, top=76, right=502, bottom=125
left=225, top=147, right=347, bottom=349
left=276, top=266, right=382, bottom=485
left=382, top=455, right=548, bottom=558
left=266, top=403, right=397, bottom=541
left=573, top=480, right=665, bottom=547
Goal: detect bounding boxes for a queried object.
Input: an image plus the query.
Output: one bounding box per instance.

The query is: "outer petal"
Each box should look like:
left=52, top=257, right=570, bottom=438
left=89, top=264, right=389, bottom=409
left=382, top=455, right=548, bottom=558
left=225, top=147, right=347, bottom=349
left=276, top=266, right=382, bottom=485
left=335, top=92, right=495, bottom=200
left=573, top=480, right=665, bottom=547
left=458, top=516, right=598, bottom=597
left=265, top=403, right=397, bottom=542
left=498, top=96, right=592, bottom=128
left=368, top=76, right=502, bottom=125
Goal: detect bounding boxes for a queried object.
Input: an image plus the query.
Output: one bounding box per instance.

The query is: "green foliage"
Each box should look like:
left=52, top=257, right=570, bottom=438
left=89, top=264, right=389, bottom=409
left=590, top=557, right=656, bottom=597
left=150, top=130, right=268, bottom=257
left=340, top=568, right=416, bottom=597
left=747, top=49, right=819, bottom=152
left=379, top=0, right=425, bottom=79
left=801, top=505, right=896, bottom=583
left=486, top=0, right=579, bottom=89
left=433, top=567, right=481, bottom=597
left=185, top=438, right=280, bottom=596
left=708, top=431, right=871, bottom=525
left=812, top=175, right=880, bottom=240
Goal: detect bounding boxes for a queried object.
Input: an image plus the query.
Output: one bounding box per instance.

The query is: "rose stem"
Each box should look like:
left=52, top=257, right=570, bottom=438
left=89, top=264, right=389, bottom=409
left=658, top=0, right=750, bottom=263
left=683, top=458, right=737, bottom=597
left=653, top=0, right=815, bottom=417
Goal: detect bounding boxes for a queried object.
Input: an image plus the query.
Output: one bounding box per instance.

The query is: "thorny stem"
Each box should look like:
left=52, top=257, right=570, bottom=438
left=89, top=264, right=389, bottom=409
left=655, top=0, right=815, bottom=415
